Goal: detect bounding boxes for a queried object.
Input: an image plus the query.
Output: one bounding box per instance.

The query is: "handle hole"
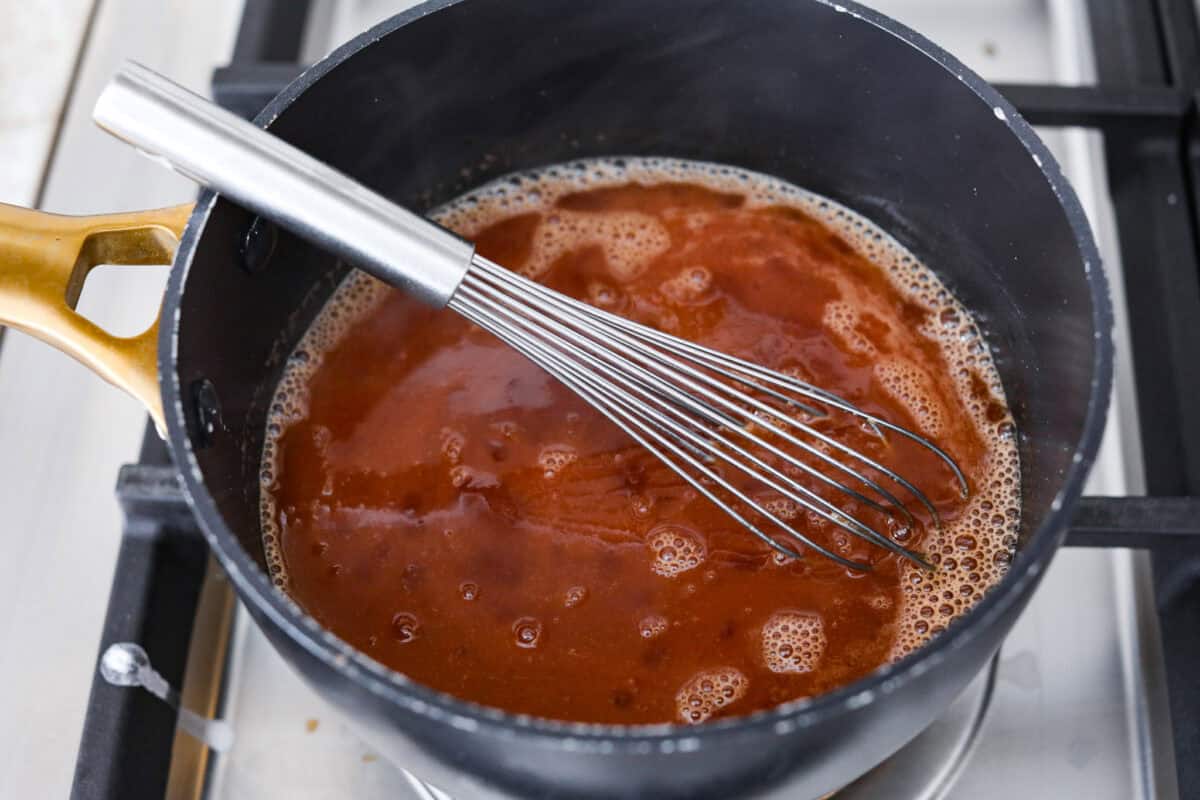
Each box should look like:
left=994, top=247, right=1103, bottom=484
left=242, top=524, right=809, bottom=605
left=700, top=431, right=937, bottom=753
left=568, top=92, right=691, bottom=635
left=75, top=263, right=169, bottom=338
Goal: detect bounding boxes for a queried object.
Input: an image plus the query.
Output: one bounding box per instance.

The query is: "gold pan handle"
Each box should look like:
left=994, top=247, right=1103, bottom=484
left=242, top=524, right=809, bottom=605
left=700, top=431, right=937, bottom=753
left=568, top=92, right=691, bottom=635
left=0, top=203, right=193, bottom=432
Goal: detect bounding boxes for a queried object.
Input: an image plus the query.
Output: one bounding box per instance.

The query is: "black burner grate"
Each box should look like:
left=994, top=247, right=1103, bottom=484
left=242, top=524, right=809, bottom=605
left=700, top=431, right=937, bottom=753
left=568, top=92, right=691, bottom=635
left=71, top=0, right=1200, bottom=797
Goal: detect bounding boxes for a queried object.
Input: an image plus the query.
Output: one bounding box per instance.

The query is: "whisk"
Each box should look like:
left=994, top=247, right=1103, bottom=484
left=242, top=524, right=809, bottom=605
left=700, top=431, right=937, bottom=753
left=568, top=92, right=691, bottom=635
left=95, top=62, right=968, bottom=571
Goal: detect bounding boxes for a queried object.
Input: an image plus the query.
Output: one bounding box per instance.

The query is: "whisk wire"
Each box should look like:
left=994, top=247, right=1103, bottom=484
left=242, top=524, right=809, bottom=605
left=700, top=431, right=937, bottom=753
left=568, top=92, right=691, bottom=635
left=452, top=291, right=867, bottom=570
left=467, top=260, right=916, bottom=523
left=489, top=256, right=970, bottom=504
left=451, top=257, right=968, bottom=570
left=554, top=293, right=971, bottom=500
left=457, top=280, right=927, bottom=568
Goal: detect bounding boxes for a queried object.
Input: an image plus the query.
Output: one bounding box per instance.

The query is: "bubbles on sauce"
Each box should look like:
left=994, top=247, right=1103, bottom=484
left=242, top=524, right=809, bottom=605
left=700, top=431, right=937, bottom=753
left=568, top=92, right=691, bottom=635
left=259, top=155, right=1021, bottom=667
left=440, top=427, right=465, bottom=464
left=646, top=524, right=706, bottom=578
left=509, top=209, right=670, bottom=281
left=513, top=617, right=543, bottom=649
left=892, top=444, right=1021, bottom=659
left=391, top=612, right=420, bottom=643
left=563, top=586, right=588, bottom=608
left=761, top=611, right=827, bottom=674
left=459, top=582, right=479, bottom=601
left=588, top=281, right=623, bottom=309
left=760, top=497, right=802, bottom=521
left=538, top=444, right=578, bottom=479
left=675, top=668, right=749, bottom=724
left=638, top=614, right=668, bottom=639
left=660, top=266, right=715, bottom=304
left=449, top=464, right=500, bottom=490
left=822, top=300, right=878, bottom=357
left=629, top=493, right=654, bottom=518
left=258, top=267, right=390, bottom=589
left=873, top=360, right=947, bottom=438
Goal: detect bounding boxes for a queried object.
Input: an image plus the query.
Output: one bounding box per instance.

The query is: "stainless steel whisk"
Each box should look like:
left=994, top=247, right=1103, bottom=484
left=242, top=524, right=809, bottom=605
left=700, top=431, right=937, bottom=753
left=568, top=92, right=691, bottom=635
left=95, top=62, right=968, bottom=571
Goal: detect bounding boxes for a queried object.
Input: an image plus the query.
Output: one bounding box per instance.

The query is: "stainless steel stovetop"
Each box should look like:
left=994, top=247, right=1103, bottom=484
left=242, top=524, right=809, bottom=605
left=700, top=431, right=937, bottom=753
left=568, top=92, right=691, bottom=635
left=0, top=1, right=1178, bottom=798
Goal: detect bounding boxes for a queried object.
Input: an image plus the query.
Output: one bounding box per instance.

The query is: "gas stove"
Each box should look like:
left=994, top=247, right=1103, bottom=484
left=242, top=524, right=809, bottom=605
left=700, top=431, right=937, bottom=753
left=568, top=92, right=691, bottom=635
left=42, top=0, right=1200, bottom=798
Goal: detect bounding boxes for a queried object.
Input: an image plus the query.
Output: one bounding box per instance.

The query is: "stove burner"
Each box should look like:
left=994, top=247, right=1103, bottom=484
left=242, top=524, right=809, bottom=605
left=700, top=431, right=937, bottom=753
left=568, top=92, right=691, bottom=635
left=838, top=659, right=994, bottom=798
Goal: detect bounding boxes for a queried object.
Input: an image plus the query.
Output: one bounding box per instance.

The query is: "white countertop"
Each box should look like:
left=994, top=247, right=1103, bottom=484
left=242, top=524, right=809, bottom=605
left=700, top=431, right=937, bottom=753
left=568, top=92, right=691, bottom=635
left=0, top=1, right=243, bottom=796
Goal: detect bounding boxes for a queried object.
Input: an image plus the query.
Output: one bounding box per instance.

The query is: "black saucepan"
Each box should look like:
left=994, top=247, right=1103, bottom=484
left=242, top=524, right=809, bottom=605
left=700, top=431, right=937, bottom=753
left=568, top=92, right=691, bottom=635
left=0, top=1, right=1111, bottom=797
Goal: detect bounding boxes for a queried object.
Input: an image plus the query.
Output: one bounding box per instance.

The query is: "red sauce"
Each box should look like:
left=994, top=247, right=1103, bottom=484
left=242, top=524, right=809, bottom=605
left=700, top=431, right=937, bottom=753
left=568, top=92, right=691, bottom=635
left=265, top=167, right=1012, bottom=725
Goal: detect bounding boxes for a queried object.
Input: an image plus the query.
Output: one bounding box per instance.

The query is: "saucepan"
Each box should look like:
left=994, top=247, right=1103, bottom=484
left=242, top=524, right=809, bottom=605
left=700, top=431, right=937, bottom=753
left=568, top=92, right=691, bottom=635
left=0, top=1, right=1110, bottom=796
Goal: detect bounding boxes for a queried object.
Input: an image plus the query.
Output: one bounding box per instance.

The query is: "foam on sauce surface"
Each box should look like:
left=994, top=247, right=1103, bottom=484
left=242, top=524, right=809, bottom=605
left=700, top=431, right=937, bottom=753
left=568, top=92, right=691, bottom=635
left=260, top=158, right=1019, bottom=724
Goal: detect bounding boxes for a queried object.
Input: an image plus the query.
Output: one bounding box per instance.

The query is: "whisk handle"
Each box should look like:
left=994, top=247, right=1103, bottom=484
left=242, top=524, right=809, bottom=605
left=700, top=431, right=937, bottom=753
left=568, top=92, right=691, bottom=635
left=93, top=61, right=474, bottom=307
